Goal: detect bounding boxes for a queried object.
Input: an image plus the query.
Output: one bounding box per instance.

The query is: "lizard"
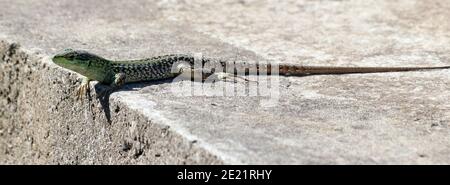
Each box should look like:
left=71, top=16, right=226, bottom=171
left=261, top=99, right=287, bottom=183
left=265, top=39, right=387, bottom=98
left=52, top=49, right=450, bottom=100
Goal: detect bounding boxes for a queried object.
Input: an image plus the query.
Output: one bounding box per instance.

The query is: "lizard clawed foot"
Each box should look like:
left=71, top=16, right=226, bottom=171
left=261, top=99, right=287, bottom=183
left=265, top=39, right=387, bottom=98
left=75, top=77, right=91, bottom=101
left=76, top=83, right=89, bottom=101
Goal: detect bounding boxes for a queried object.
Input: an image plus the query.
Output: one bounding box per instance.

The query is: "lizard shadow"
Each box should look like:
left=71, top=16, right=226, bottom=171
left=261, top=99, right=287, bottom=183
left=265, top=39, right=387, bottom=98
left=92, top=79, right=174, bottom=123
left=93, top=84, right=113, bottom=124
left=92, top=74, right=332, bottom=123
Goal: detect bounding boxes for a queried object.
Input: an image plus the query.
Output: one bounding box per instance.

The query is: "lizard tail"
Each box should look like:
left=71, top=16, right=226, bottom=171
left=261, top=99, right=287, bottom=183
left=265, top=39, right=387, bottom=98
left=277, top=65, right=450, bottom=76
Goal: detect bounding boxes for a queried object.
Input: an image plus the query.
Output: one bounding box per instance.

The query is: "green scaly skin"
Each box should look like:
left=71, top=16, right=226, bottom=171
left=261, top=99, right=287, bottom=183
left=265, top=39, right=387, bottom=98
left=53, top=49, right=205, bottom=99
left=52, top=49, right=450, bottom=100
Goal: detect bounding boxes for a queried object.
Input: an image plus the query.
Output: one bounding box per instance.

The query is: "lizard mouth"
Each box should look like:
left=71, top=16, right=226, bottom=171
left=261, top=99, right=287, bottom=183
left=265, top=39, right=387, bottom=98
left=52, top=55, right=76, bottom=70
left=52, top=55, right=67, bottom=64
left=53, top=53, right=65, bottom=58
left=52, top=55, right=63, bottom=64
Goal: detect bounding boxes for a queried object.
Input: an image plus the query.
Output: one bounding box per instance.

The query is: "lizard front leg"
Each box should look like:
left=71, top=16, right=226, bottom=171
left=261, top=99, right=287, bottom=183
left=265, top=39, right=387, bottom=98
left=111, top=73, right=127, bottom=89
left=98, top=73, right=126, bottom=98
left=76, top=77, right=91, bottom=101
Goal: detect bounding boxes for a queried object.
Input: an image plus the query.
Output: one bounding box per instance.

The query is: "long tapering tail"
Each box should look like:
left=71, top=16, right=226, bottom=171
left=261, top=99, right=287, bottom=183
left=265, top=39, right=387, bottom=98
left=276, top=65, right=450, bottom=76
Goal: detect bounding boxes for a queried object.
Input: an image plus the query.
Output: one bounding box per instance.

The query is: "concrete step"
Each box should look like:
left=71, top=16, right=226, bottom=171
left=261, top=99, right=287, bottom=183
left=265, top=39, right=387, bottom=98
left=1, top=0, right=450, bottom=164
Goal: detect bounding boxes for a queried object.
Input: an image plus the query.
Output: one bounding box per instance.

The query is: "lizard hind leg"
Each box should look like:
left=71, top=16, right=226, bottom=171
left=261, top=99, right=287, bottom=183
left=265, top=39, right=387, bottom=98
left=174, top=62, right=255, bottom=83
left=174, top=62, right=203, bottom=82
left=207, top=72, right=254, bottom=83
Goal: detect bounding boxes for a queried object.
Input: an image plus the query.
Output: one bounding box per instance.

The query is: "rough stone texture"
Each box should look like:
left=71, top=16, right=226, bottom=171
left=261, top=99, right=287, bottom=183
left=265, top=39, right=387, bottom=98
left=1, top=0, right=450, bottom=164
left=0, top=41, right=222, bottom=164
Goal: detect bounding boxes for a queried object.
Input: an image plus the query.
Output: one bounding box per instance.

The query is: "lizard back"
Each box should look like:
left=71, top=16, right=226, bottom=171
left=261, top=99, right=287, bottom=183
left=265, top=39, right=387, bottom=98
left=110, top=54, right=196, bottom=83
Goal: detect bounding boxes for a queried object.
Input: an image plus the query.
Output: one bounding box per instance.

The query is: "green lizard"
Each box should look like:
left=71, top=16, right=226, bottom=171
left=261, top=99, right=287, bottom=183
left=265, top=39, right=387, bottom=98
left=52, top=49, right=450, bottom=100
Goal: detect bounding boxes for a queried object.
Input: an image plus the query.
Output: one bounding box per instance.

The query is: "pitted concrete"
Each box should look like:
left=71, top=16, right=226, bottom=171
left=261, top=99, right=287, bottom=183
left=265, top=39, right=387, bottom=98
left=1, top=0, right=450, bottom=164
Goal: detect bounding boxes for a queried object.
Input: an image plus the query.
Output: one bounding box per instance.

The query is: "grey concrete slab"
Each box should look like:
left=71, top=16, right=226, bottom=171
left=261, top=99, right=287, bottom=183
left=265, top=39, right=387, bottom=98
left=1, top=0, right=450, bottom=164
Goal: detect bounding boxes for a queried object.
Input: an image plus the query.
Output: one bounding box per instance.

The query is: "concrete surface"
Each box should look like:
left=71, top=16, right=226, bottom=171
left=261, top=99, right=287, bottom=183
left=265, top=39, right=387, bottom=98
left=1, top=0, right=450, bottom=164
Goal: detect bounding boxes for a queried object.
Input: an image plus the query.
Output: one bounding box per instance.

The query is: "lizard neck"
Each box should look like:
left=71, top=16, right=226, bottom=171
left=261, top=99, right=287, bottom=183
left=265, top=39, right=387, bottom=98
left=83, top=59, right=115, bottom=84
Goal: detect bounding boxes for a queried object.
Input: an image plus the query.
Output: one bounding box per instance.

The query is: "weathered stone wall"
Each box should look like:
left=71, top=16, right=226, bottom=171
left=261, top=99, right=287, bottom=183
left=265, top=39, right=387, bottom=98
left=0, top=40, right=221, bottom=164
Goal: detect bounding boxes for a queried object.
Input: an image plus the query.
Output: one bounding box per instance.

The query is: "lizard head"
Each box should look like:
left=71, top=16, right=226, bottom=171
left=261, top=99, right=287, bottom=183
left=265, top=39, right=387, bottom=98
left=53, top=49, right=108, bottom=76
